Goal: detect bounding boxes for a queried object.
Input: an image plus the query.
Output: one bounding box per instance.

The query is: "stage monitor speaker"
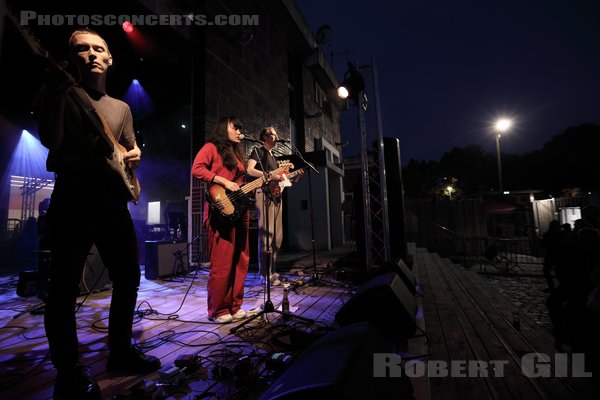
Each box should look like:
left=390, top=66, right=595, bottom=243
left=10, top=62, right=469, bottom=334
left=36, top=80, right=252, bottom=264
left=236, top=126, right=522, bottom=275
left=17, top=270, right=38, bottom=297
left=370, top=258, right=416, bottom=295
left=144, top=241, right=189, bottom=280
left=259, top=322, right=413, bottom=400
left=80, top=245, right=112, bottom=294
left=335, top=272, right=417, bottom=341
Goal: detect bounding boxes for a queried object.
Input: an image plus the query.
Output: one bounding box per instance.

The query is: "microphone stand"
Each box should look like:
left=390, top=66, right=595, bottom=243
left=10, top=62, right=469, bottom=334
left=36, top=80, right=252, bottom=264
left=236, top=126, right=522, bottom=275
left=277, top=142, right=324, bottom=291
left=230, top=143, right=313, bottom=334
left=168, top=233, right=202, bottom=281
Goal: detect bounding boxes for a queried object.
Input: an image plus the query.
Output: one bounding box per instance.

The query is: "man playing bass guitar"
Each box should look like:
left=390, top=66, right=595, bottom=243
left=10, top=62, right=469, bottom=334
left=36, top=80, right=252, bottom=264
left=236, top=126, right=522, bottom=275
left=35, top=29, right=159, bottom=400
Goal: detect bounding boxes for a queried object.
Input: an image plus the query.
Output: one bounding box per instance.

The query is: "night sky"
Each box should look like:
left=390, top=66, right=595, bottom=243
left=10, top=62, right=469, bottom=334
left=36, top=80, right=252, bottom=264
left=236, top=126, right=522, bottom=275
left=298, top=0, right=600, bottom=163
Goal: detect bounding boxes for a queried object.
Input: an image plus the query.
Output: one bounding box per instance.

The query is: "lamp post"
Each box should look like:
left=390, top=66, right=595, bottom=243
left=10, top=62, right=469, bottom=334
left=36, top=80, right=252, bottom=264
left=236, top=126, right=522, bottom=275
left=494, top=118, right=512, bottom=193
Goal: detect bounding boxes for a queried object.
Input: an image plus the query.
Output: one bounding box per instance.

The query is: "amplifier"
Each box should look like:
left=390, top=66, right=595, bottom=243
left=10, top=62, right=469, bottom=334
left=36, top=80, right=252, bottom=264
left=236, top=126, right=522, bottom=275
left=80, top=245, right=112, bottom=294
left=145, top=241, right=189, bottom=280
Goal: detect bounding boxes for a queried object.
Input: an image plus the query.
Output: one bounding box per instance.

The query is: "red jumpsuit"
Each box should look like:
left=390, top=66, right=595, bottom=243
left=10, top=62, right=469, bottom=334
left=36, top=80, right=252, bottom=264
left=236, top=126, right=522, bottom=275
left=192, top=143, right=249, bottom=319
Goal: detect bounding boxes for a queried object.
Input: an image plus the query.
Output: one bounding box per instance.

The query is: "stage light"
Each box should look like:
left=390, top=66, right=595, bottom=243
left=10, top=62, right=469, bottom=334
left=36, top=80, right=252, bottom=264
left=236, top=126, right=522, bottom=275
left=122, top=21, right=134, bottom=33
left=337, top=62, right=365, bottom=105
left=122, top=79, right=155, bottom=119
left=337, top=86, right=349, bottom=99
left=1, top=130, right=55, bottom=220
left=8, top=131, right=53, bottom=179
left=181, top=124, right=186, bottom=129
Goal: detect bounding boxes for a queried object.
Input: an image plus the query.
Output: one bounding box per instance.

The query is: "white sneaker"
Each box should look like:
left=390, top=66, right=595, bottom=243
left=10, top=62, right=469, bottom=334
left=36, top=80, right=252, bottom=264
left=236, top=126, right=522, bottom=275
left=209, top=314, right=233, bottom=323
left=232, top=309, right=246, bottom=320
left=260, top=274, right=281, bottom=286
left=271, top=274, right=281, bottom=286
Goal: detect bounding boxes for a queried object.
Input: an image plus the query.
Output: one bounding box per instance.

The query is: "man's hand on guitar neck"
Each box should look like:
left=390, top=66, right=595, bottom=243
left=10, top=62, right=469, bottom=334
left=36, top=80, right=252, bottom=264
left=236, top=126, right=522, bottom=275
left=123, top=144, right=142, bottom=169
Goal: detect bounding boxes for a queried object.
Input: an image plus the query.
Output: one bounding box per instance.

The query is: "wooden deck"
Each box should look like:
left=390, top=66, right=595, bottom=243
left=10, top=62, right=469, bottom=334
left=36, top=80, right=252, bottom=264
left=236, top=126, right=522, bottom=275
left=417, top=248, right=600, bottom=400
left=0, top=259, right=355, bottom=399
left=2, top=245, right=599, bottom=399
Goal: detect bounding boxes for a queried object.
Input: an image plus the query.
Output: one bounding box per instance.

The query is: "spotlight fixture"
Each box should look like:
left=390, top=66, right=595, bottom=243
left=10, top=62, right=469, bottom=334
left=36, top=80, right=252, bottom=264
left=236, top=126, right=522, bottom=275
left=337, top=86, right=349, bottom=100
left=337, top=62, right=365, bottom=104
left=122, top=21, right=134, bottom=33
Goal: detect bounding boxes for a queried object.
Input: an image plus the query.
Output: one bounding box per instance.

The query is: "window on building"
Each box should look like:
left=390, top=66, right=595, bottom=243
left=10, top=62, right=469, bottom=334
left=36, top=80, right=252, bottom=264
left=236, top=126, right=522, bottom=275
left=314, top=82, right=332, bottom=118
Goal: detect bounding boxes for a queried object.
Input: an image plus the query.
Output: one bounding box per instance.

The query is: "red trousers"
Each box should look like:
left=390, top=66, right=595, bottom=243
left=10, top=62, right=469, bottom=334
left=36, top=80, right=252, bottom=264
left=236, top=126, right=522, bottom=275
left=206, top=211, right=249, bottom=318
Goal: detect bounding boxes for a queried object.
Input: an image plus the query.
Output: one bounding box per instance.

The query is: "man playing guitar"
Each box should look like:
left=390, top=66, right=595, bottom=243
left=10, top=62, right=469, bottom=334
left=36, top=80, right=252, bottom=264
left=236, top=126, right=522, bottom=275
left=36, top=29, right=159, bottom=399
left=247, top=127, right=303, bottom=286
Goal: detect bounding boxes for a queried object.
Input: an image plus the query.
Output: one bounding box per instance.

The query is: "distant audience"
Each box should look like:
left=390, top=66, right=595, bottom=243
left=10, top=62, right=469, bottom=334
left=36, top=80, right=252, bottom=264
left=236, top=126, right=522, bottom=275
left=542, top=220, right=563, bottom=292
left=546, top=206, right=600, bottom=382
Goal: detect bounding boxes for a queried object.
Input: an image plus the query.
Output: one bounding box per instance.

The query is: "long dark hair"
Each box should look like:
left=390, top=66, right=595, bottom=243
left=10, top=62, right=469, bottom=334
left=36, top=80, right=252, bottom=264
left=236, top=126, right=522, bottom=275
left=206, top=116, right=247, bottom=170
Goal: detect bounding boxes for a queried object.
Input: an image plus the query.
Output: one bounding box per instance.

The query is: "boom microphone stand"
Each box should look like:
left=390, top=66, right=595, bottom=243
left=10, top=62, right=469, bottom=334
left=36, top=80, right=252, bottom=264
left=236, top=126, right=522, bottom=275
left=278, top=142, right=324, bottom=290
left=230, top=144, right=313, bottom=334
left=169, top=233, right=202, bottom=281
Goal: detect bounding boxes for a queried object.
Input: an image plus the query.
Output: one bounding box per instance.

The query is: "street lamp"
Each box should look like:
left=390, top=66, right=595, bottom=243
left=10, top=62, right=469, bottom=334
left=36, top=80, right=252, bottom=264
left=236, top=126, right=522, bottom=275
left=494, top=118, right=512, bottom=193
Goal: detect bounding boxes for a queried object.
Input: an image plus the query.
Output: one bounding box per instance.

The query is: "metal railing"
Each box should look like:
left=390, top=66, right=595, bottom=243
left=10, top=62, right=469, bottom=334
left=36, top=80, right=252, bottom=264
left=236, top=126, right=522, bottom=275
left=407, top=213, right=543, bottom=274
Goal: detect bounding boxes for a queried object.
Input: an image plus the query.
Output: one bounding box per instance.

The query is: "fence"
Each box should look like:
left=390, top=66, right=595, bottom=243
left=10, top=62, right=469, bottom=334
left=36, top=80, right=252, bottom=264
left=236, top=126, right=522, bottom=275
left=406, top=213, right=543, bottom=273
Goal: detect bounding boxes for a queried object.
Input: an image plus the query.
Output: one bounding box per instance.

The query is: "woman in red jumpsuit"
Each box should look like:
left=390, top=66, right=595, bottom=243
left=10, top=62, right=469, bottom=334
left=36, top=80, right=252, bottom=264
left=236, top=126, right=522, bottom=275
left=192, top=116, right=250, bottom=323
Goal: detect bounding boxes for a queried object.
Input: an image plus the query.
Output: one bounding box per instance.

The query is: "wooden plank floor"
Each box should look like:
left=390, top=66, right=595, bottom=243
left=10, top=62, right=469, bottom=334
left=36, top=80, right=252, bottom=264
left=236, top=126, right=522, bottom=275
left=0, top=263, right=355, bottom=400
left=7, top=245, right=596, bottom=400
left=417, top=248, right=600, bottom=400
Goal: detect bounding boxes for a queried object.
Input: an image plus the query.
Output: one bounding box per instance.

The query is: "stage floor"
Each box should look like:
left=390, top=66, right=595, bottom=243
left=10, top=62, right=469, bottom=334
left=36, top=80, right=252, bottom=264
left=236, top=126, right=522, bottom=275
left=0, top=253, right=365, bottom=399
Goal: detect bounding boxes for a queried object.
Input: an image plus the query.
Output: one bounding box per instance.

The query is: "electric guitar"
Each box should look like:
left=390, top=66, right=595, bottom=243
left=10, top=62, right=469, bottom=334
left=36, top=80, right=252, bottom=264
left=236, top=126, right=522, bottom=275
left=208, top=163, right=293, bottom=222
left=268, top=168, right=304, bottom=198
left=7, top=12, right=141, bottom=203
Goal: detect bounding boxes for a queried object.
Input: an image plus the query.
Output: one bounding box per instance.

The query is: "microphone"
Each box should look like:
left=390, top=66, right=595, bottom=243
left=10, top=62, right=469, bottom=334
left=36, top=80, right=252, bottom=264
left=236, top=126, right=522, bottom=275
left=238, top=133, right=263, bottom=144
left=276, top=138, right=291, bottom=143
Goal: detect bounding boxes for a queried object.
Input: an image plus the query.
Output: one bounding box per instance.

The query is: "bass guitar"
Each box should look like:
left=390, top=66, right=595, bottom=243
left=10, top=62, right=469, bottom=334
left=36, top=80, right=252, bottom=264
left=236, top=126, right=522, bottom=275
left=7, top=12, right=141, bottom=203
left=208, top=163, right=293, bottom=222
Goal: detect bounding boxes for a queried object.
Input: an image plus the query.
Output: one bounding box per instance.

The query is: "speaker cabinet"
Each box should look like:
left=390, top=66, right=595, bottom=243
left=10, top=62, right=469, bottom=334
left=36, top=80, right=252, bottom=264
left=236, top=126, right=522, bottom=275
left=335, top=272, right=417, bottom=340
left=371, top=258, right=416, bottom=295
left=383, top=137, right=407, bottom=260
left=80, top=245, right=112, bottom=294
left=144, top=241, right=189, bottom=280
left=259, top=322, right=413, bottom=399
left=17, top=270, right=38, bottom=297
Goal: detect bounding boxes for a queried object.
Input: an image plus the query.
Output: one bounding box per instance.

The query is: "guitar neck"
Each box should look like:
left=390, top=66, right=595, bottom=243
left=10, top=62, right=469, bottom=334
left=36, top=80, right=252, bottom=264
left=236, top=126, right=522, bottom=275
left=285, top=169, right=304, bottom=180
left=241, top=167, right=288, bottom=194
left=6, top=11, right=116, bottom=152
left=242, top=176, right=267, bottom=194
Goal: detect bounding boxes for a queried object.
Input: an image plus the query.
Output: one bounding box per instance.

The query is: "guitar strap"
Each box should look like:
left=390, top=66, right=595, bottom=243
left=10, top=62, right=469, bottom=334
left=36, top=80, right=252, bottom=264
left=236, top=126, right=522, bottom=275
left=69, top=86, right=141, bottom=203
left=233, top=168, right=247, bottom=183
left=71, top=86, right=119, bottom=148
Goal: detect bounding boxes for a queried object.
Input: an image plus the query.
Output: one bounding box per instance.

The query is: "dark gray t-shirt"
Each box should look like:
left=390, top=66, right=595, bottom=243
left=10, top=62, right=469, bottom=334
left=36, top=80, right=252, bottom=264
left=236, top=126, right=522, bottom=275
left=249, top=146, right=278, bottom=173
left=36, top=85, right=135, bottom=173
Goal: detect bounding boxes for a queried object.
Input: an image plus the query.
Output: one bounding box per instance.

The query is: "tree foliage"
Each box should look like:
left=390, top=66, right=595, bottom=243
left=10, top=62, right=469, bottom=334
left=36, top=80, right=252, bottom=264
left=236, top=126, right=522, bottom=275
left=402, top=123, right=600, bottom=198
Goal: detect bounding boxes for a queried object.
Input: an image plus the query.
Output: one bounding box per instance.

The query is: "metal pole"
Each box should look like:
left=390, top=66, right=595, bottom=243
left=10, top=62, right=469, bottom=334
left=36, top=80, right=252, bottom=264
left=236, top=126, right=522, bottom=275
left=371, top=60, right=391, bottom=262
left=358, top=99, right=372, bottom=269
left=495, top=133, right=503, bottom=192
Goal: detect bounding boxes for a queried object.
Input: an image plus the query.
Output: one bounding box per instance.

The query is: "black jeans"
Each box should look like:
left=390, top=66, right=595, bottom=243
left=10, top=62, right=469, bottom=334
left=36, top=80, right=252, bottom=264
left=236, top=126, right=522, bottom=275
left=44, top=174, right=140, bottom=370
